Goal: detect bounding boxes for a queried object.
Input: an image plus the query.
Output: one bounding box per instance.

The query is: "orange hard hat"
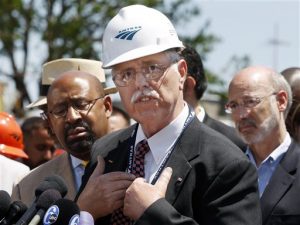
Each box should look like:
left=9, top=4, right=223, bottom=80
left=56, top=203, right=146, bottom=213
left=53, top=148, right=65, bottom=157
left=0, top=112, right=28, bottom=159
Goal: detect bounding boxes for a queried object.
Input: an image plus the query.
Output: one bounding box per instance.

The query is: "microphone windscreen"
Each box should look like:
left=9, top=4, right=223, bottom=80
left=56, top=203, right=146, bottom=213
left=2, top=201, right=28, bottom=224
left=35, top=175, right=68, bottom=198
left=0, top=190, right=11, bottom=218
left=10, top=201, right=28, bottom=214
left=43, top=199, right=80, bottom=225
left=16, top=176, right=67, bottom=225
left=36, top=189, right=62, bottom=210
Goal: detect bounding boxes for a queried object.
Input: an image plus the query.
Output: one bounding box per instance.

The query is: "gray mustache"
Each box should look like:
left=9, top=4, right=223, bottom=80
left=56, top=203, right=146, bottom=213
left=238, top=119, right=256, bottom=129
left=131, top=88, right=159, bottom=103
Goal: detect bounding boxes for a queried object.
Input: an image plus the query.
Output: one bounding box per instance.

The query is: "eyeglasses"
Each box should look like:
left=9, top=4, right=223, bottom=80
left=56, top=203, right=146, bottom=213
left=47, top=96, right=103, bottom=119
left=225, top=93, right=277, bottom=114
left=112, top=62, right=178, bottom=87
left=112, top=51, right=181, bottom=87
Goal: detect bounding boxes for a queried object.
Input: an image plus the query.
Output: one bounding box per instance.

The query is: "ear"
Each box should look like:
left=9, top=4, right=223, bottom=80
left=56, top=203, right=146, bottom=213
left=177, top=59, right=187, bottom=90
left=103, top=95, right=113, bottom=117
left=276, top=90, right=288, bottom=112
left=184, top=76, right=196, bottom=94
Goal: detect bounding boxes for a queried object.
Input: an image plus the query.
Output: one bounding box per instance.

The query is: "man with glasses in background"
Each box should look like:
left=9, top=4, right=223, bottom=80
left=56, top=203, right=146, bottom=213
left=11, top=58, right=131, bottom=206
left=77, top=5, right=261, bottom=225
left=227, top=66, right=300, bottom=225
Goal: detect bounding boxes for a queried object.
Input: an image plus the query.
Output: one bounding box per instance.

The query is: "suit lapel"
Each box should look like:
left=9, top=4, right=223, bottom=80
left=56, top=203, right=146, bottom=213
left=55, top=153, right=77, bottom=199
left=104, top=143, right=130, bottom=173
left=260, top=141, right=298, bottom=223
left=260, top=164, right=294, bottom=223
left=104, top=125, right=137, bottom=173
left=203, top=113, right=212, bottom=126
left=102, top=120, right=201, bottom=204
left=164, top=118, right=201, bottom=204
left=164, top=145, right=192, bottom=204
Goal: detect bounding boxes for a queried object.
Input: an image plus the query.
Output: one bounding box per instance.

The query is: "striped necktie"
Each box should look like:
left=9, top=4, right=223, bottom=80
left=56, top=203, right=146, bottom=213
left=110, top=139, right=150, bottom=225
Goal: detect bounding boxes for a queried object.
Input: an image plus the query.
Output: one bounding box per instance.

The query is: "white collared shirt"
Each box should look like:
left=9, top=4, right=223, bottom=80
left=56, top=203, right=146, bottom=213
left=0, top=155, right=30, bottom=195
left=135, top=103, right=190, bottom=183
left=194, top=104, right=206, bottom=122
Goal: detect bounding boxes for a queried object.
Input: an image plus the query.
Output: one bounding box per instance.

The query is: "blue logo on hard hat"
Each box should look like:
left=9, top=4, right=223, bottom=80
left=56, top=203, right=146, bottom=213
left=43, top=205, right=59, bottom=224
left=115, top=26, right=142, bottom=40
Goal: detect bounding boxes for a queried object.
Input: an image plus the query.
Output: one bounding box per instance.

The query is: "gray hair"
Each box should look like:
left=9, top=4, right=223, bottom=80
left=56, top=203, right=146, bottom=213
left=269, top=71, right=293, bottom=118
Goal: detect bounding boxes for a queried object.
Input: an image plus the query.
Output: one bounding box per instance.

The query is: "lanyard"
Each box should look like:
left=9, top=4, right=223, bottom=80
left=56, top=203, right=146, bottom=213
left=126, top=106, right=195, bottom=184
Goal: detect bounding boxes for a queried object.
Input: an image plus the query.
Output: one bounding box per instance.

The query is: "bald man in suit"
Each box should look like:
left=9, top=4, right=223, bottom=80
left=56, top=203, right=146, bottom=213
left=12, top=59, right=116, bottom=205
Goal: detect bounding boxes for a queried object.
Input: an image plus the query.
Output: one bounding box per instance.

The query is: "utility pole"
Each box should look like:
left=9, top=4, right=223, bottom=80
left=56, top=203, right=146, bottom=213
left=267, top=23, right=289, bottom=70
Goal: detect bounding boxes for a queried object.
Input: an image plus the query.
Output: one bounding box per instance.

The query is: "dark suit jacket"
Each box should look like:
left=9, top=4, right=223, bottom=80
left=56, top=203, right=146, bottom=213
left=261, top=140, right=300, bottom=225
left=203, top=114, right=247, bottom=152
left=80, top=118, right=261, bottom=225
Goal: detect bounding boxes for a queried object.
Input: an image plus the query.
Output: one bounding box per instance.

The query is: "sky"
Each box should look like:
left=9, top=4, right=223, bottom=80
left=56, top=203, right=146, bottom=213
left=187, top=0, right=300, bottom=89
left=1, top=0, right=300, bottom=113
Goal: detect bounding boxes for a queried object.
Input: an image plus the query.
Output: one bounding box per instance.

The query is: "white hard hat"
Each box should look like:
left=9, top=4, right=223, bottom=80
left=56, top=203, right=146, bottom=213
left=102, top=4, right=184, bottom=68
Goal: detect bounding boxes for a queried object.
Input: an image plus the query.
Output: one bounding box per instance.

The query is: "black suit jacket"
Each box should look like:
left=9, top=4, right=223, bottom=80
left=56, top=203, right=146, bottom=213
left=261, top=140, right=300, bottom=225
left=80, top=118, right=261, bottom=225
left=203, top=114, right=247, bottom=152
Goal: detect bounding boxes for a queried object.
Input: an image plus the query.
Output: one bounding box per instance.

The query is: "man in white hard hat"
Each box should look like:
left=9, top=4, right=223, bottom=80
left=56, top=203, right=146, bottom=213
left=77, top=5, right=261, bottom=225
left=11, top=58, right=125, bottom=206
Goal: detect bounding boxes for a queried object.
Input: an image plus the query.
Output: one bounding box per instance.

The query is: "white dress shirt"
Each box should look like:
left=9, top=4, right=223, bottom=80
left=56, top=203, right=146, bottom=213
left=0, top=155, right=30, bottom=195
left=194, top=104, right=206, bottom=122
left=135, top=103, right=189, bottom=183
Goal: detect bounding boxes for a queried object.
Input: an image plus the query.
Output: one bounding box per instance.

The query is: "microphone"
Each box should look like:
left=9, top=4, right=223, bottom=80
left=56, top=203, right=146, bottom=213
left=43, top=199, right=80, bottom=225
left=35, top=175, right=68, bottom=198
left=0, top=201, right=28, bottom=225
left=0, top=191, right=11, bottom=222
left=15, top=175, right=68, bottom=225
left=28, top=189, right=62, bottom=225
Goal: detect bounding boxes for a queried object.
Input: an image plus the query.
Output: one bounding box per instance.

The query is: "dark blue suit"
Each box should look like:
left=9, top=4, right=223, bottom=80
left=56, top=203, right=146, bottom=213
left=261, top=140, right=300, bottom=225
left=203, top=114, right=247, bottom=152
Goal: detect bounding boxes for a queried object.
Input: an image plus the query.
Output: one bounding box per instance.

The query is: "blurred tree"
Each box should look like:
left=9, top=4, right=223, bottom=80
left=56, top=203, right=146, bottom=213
left=0, top=0, right=35, bottom=116
left=0, top=0, right=219, bottom=117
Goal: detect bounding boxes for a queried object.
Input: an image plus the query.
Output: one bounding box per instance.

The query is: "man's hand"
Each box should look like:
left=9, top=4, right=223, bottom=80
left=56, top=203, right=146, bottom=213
left=77, top=156, right=135, bottom=219
left=123, top=167, right=173, bottom=220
